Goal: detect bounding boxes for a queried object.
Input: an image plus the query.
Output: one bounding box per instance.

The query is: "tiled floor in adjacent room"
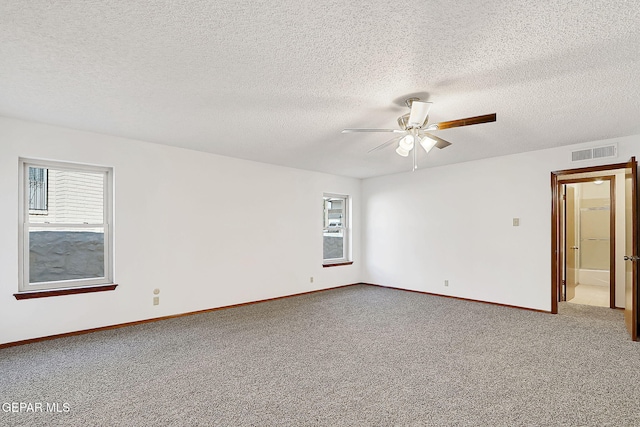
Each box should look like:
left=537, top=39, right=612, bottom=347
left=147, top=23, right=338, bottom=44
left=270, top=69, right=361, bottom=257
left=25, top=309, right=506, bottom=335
left=568, top=283, right=609, bottom=307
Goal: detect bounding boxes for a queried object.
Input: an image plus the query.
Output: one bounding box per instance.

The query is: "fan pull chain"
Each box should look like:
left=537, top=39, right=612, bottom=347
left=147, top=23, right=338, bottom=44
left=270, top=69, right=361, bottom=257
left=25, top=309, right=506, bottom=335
left=412, top=131, right=418, bottom=171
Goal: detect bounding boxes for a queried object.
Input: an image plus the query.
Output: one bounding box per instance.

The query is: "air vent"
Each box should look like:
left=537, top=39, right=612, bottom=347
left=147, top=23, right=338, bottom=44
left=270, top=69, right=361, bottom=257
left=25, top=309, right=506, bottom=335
left=570, top=144, right=617, bottom=162
left=593, top=145, right=617, bottom=159
left=572, top=149, right=592, bottom=162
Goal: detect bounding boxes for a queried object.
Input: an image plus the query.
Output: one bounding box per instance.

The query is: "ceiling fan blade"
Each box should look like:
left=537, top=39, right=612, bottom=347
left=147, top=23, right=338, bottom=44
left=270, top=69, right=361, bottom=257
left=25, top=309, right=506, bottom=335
left=422, top=133, right=452, bottom=149
left=342, top=128, right=405, bottom=133
left=408, top=101, right=432, bottom=127
left=434, top=113, right=496, bottom=130
left=367, top=136, right=401, bottom=153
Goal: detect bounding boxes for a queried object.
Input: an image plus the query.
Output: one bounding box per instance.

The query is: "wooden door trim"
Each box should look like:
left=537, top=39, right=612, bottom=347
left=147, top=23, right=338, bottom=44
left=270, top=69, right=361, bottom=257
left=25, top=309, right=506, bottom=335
left=562, top=183, right=567, bottom=302
left=551, top=173, right=560, bottom=313
left=625, top=159, right=638, bottom=340
left=552, top=161, right=632, bottom=176
left=634, top=162, right=638, bottom=340
left=609, top=177, right=616, bottom=308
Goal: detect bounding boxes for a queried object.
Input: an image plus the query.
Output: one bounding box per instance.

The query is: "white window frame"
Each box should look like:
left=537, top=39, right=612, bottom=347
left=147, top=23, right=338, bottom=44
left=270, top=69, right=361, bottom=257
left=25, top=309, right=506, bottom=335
left=323, top=193, right=350, bottom=264
left=18, top=158, right=114, bottom=292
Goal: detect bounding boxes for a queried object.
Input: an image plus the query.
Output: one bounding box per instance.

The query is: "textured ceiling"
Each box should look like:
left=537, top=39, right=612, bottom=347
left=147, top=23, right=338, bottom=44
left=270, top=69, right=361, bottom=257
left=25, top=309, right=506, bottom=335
left=1, top=1, right=639, bottom=178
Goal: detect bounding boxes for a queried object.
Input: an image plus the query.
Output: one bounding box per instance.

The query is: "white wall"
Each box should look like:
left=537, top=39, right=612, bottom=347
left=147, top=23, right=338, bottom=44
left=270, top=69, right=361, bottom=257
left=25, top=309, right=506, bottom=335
left=362, top=135, right=640, bottom=311
left=0, top=117, right=361, bottom=344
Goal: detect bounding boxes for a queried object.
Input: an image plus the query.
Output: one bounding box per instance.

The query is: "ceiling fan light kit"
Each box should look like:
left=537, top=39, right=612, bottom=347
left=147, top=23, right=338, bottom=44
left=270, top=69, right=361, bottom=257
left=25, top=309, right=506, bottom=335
left=395, top=146, right=410, bottom=157
left=420, top=135, right=438, bottom=153
left=343, top=97, right=496, bottom=171
left=398, top=135, right=415, bottom=151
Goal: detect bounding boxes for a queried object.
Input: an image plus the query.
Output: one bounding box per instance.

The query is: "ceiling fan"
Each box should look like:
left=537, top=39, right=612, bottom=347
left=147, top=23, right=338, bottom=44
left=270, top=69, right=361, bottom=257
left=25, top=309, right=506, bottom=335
left=342, top=98, right=496, bottom=170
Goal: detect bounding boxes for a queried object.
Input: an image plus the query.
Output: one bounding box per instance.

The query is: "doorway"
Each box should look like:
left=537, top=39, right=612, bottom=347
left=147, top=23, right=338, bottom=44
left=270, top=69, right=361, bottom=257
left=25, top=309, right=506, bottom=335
left=561, top=178, right=614, bottom=308
left=551, top=158, right=638, bottom=341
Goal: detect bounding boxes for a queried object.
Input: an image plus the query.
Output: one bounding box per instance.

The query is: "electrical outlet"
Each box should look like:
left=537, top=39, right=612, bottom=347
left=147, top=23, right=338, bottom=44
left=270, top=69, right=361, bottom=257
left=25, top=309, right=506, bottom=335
left=153, top=296, right=159, bottom=305
left=444, top=280, right=449, bottom=287
left=310, top=276, right=314, bottom=283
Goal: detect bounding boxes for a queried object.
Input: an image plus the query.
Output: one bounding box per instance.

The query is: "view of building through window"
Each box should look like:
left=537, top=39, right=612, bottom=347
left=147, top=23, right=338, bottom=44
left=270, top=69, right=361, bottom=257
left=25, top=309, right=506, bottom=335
left=28, top=167, right=47, bottom=211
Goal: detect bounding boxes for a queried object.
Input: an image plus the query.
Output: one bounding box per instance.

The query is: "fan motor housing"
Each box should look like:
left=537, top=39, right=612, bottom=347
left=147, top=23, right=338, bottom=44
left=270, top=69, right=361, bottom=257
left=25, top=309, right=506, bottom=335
left=398, top=113, right=427, bottom=130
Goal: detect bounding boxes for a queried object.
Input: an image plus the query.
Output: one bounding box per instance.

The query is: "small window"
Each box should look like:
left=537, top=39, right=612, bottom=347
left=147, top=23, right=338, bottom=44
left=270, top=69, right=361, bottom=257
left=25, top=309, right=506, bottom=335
left=323, top=194, right=350, bottom=264
left=19, top=159, right=113, bottom=292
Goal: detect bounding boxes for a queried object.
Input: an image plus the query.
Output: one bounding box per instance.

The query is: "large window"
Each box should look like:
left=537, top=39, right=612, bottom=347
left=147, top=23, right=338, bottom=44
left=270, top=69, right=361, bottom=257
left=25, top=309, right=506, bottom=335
left=19, top=159, right=113, bottom=292
left=323, top=193, right=350, bottom=265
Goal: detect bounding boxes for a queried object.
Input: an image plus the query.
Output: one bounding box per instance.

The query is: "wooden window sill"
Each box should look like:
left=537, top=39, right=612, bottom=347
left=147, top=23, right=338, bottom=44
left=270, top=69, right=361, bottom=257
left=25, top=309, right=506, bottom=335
left=14, top=284, right=118, bottom=300
left=322, top=261, right=354, bottom=268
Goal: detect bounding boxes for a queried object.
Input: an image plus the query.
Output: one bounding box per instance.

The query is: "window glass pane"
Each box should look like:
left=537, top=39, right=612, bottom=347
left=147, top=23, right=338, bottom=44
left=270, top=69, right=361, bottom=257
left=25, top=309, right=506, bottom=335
left=29, top=227, right=105, bottom=283
left=323, top=197, right=344, bottom=229
left=29, top=169, right=104, bottom=224
left=323, top=234, right=344, bottom=260
left=28, top=167, right=48, bottom=211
